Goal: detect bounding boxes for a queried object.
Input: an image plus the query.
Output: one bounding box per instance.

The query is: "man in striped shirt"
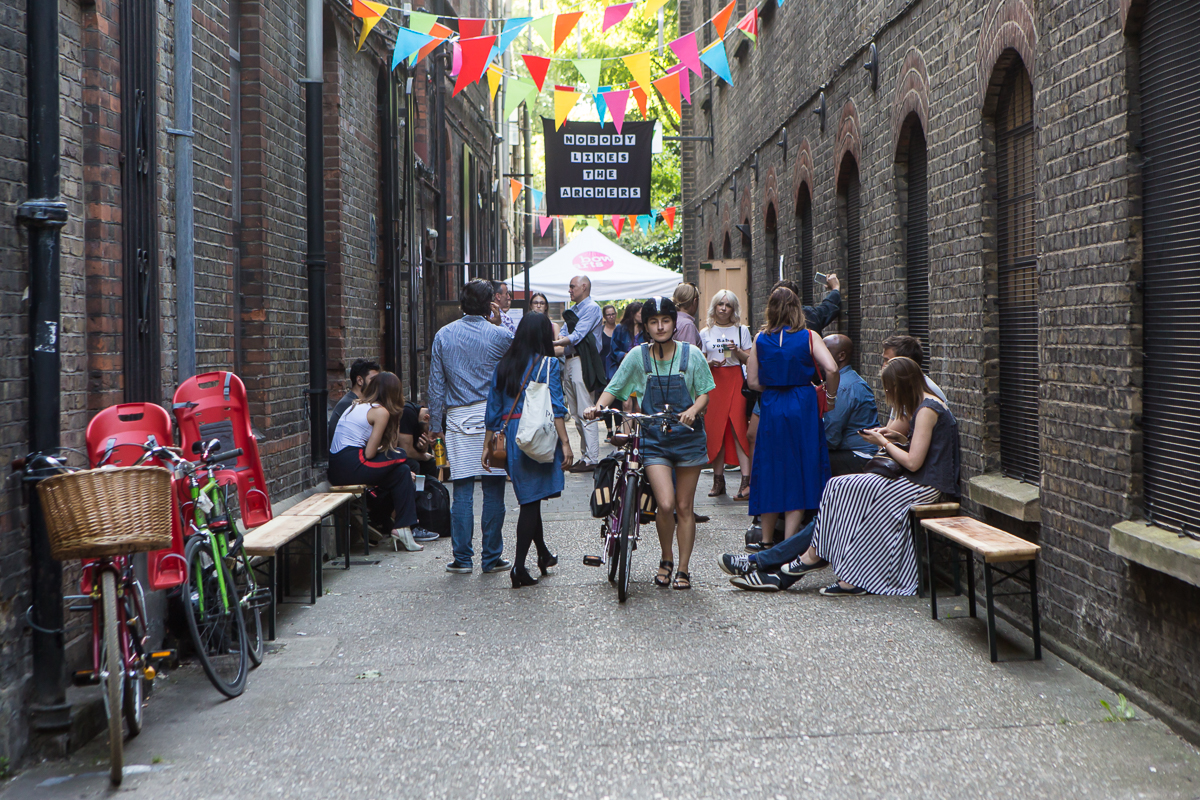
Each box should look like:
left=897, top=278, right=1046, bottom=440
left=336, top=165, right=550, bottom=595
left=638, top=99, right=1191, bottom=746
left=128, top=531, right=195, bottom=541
left=430, top=279, right=515, bottom=575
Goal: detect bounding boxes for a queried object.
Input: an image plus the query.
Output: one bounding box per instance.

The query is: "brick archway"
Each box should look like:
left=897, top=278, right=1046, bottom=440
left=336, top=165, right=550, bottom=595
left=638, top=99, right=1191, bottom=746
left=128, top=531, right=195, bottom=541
left=892, top=48, right=930, bottom=156
left=762, top=166, right=780, bottom=220
left=833, top=101, right=862, bottom=189
left=792, top=137, right=815, bottom=206
left=977, top=0, right=1037, bottom=104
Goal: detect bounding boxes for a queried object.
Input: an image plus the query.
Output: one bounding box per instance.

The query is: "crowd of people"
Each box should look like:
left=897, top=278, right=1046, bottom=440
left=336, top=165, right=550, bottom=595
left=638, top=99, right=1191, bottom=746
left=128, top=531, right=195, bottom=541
left=326, top=269, right=961, bottom=595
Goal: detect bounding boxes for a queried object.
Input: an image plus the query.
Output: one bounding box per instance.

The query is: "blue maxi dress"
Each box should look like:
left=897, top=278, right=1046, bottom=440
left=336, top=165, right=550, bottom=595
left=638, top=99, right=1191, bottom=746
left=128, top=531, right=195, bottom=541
left=485, top=356, right=568, bottom=504
left=748, top=328, right=831, bottom=515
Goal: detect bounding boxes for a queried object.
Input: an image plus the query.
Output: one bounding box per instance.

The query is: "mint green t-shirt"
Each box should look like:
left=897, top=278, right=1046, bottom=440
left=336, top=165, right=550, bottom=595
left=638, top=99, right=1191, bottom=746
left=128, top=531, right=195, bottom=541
left=604, top=343, right=716, bottom=403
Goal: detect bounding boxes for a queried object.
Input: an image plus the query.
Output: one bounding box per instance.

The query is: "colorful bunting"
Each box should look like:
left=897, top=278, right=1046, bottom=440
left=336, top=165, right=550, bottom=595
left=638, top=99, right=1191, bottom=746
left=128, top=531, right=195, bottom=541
left=630, top=81, right=649, bottom=117
left=351, top=0, right=384, bottom=18
left=626, top=215, right=637, bottom=230
left=408, top=11, right=439, bottom=35
left=652, top=71, right=682, bottom=117
left=538, top=216, right=554, bottom=237
left=510, top=178, right=523, bottom=203
left=699, top=41, right=733, bottom=86
left=486, top=65, right=503, bottom=101
left=622, top=52, right=652, bottom=99
left=736, top=9, right=759, bottom=42
left=531, top=188, right=544, bottom=208
left=410, top=22, right=451, bottom=67
left=594, top=91, right=609, bottom=126
left=554, top=12, right=585, bottom=53
left=603, top=3, right=636, bottom=31
left=612, top=215, right=625, bottom=236
left=391, top=27, right=436, bottom=72
left=503, top=79, right=538, bottom=117
left=522, top=54, right=552, bottom=90
left=450, top=42, right=462, bottom=76
left=496, top=17, right=531, bottom=53
left=668, top=64, right=692, bottom=104
left=669, top=32, right=703, bottom=77
left=713, top=0, right=737, bottom=38
left=573, top=58, right=602, bottom=89
left=457, top=18, right=486, bottom=40
left=554, top=85, right=582, bottom=129
left=642, top=0, right=670, bottom=18
left=605, top=89, right=630, bottom=134
left=452, top=36, right=497, bottom=97
left=663, top=206, right=676, bottom=230
left=637, top=215, right=650, bottom=232
left=530, top=15, right=556, bottom=50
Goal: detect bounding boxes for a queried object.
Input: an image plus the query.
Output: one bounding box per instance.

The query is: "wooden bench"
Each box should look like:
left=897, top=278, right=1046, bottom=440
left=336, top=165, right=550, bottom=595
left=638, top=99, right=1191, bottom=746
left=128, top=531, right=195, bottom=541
left=909, top=502, right=961, bottom=597
left=283, top=491, right=357, bottom=572
left=330, top=484, right=371, bottom=555
left=919, top=516, right=1042, bottom=662
left=242, top=514, right=323, bottom=641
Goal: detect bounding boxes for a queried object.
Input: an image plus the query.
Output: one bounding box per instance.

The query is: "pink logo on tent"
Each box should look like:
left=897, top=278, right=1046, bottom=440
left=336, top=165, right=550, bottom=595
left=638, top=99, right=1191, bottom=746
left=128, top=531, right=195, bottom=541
left=573, top=252, right=614, bottom=272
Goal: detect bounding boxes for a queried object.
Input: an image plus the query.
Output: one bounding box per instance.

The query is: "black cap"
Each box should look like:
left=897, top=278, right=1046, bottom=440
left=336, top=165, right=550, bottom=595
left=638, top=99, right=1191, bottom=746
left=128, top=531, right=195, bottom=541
left=641, top=296, right=678, bottom=325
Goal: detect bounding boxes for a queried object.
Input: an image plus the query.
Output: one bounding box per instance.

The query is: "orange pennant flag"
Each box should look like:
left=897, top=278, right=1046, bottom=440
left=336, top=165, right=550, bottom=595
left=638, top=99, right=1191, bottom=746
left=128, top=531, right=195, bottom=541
left=412, top=22, right=452, bottom=66
left=629, top=82, right=649, bottom=117
left=663, top=206, right=676, bottom=230
left=510, top=178, right=522, bottom=203
left=626, top=215, right=637, bottom=230
left=652, top=71, right=681, bottom=117
left=713, top=0, right=736, bottom=38
left=553, top=11, right=584, bottom=52
left=351, top=0, right=384, bottom=17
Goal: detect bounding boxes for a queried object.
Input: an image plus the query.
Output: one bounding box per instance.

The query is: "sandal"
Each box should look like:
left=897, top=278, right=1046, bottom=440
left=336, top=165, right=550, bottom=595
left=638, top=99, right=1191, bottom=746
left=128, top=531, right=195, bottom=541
left=733, top=476, right=751, bottom=501
left=672, top=570, right=692, bottom=590
left=708, top=475, right=726, bottom=497
left=654, top=560, right=674, bottom=588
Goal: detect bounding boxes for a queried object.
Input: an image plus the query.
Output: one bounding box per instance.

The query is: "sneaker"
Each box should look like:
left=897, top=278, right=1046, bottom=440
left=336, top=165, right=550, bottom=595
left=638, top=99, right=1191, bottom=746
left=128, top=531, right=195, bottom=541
left=445, top=561, right=473, bottom=574
left=391, top=527, right=423, bottom=552
left=412, top=527, right=439, bottom=542
left=483, top=559, right=513, bottom=573
left=819, top=583, right=867, bottom=597
left=717, top=553, right=754, bottom=576
left=780, top=557, right=829, bottom=577
left=729, top=571, right=782, bottom=592
left=744, top=541, right=774, bottom=553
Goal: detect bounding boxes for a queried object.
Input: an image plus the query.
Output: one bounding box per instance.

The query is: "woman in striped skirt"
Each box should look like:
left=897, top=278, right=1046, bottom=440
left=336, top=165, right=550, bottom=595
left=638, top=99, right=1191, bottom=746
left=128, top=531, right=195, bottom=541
left=782, top=356, right=960, bottom=596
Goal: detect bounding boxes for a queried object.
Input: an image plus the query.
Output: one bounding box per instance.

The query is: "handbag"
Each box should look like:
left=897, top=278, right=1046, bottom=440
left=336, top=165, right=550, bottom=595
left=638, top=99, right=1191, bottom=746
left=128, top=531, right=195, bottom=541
left=415, top=476, right=451, bottom=536
left=488, top=364, right=534, bottom=466
left=811, top=331, right=829, bottom=417
left=515, top=359, right=558, bottom=463
left=863, top=439, right=910, bottom=479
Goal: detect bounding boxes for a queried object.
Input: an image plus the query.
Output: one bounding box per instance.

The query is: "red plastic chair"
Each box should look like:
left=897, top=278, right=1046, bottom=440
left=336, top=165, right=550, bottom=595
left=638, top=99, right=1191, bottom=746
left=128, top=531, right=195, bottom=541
left=84, top=403, right=187, bottom=591
left=172, top=372, right=273, bottom=528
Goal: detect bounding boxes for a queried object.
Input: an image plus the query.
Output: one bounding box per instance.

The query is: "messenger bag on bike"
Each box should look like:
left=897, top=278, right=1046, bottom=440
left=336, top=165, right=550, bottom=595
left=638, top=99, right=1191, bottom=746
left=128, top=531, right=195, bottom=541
left=590, top=456, right=619, bottom=518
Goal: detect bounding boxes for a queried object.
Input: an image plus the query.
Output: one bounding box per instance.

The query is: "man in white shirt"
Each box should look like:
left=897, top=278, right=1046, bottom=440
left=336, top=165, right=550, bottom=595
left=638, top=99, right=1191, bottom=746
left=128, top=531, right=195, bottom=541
left=553, top=276, right=603, bottom=470
left=492, top=281, right=516, bottom=333
left=881, top=335, right=947, bottom=404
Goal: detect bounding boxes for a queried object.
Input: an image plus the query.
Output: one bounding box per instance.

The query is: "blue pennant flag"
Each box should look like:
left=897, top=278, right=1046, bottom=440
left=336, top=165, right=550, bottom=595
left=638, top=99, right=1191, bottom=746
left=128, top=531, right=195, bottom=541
left=595, top=92, right=608, bottom=126
left=698, top=43, right=733, bottom=86
left=392, top=27, right=436, bottom=72
left=497, top=17, right=532, bottom=53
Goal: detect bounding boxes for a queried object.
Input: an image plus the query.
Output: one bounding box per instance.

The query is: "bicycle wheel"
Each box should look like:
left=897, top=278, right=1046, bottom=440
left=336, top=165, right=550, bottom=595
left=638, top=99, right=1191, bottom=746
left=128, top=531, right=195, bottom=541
left=100, top=570, right=124, bottom=785
left=606, top=520, right=620, bottom=583
left=616, top=477, right=639, bottom=603
left=232, top=548, right=265, bottom=667
left=121, top=578, right=147, bottom=736
left=184, top=535, right=248, bottom=698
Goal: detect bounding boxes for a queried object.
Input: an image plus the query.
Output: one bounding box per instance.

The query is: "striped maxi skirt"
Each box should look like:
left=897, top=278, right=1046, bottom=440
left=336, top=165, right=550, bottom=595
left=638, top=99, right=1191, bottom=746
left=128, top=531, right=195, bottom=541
left=810, top=473, right=940, bottom=596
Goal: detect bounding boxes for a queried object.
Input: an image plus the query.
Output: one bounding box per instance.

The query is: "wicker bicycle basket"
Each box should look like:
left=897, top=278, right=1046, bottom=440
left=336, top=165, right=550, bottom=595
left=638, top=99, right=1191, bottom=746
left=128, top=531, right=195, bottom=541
left=36, top=466, right=174, bottom=560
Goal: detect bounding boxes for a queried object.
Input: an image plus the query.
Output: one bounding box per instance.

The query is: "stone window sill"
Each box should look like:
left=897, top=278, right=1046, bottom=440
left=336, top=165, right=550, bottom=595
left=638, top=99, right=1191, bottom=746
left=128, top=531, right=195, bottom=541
left=1110, top=521, right=1200, bottom=589
left=967, top=473, right=1040, bottom=522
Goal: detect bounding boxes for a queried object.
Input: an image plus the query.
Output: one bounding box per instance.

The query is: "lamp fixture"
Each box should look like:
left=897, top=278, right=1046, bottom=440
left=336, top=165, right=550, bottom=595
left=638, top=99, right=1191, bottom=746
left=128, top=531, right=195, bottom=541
left=777, top=128, right=788, bottom=161
left=814, top=90, right=826, bottom=133
left=864, top=42, right=879, bottom=92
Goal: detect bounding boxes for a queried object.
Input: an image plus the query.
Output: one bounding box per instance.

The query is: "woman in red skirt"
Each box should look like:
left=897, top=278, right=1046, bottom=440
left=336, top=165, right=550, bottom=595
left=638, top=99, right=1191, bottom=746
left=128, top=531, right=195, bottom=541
left=699, top=289, right=753, bottom=500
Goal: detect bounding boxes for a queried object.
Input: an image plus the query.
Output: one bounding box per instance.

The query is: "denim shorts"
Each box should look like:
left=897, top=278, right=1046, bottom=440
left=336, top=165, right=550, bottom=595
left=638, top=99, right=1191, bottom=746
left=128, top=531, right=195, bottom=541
left=643, top=453, right=709, bottom=469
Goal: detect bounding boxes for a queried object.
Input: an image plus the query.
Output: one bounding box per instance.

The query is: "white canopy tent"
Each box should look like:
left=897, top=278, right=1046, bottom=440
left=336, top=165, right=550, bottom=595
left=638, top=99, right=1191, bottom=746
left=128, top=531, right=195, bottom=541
left=508, top=227, right=681, bottom=303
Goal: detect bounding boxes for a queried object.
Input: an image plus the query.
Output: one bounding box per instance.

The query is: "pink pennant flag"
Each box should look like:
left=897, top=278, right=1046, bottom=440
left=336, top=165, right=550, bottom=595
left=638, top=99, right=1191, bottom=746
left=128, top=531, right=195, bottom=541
left=667, top=64, right=691, bottom=104
left=605, top=89, right=631, bottom=134
left=669, top=31, right=703, bottom=77
left=602, top=2, right=636, bottom=31
left=612, top=215, right=625, bottom=236
left=538, top=216, right=554, bottom=237
left=450, top=42, right=462, bottom=77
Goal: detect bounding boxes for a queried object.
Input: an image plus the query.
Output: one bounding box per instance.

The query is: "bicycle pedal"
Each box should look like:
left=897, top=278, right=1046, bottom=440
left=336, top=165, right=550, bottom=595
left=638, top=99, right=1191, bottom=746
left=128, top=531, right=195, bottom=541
left=72, top=670, right=99, bottom=687
left=582, top=555, right=603, bottom=567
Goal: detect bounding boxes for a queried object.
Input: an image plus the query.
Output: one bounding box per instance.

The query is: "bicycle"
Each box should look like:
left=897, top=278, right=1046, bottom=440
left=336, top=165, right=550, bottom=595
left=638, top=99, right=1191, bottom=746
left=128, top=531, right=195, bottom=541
left=141, top=439, right=269, bottom=697
left=583, top=409, right=691, bottom=603
left=16, top=450, right=173, bottom=786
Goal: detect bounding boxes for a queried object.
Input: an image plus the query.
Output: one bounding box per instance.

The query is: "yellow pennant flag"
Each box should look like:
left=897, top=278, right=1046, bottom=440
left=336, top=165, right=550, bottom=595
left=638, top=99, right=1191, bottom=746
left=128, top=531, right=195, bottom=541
left=642, top=0, right=670, bottom=18
left=554, top=86, right=582, bottom=129
left=355, top=2, right=391, bottom=51
left=622, top=52, right=652, bottom=98
left=486, top=65, right=503, bottom=102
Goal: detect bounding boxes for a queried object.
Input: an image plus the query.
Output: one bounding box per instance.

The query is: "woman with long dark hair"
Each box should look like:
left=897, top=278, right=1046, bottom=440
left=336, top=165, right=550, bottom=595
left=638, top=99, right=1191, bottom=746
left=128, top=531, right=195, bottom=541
left=329, top=371, right=424, bottom=551
left=483, top=313, right=575, bottom=587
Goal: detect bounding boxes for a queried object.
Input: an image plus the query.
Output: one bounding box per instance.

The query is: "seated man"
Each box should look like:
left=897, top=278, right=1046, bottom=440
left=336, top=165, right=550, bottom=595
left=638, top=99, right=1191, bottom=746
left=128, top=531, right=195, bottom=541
left=882, top=334, right=946, bottom=406
left=329, top=358, right=380, bottom=450
left=398, top=400, right=438, bottom=480
left=718, top=518, right=818, bottom=592
left=822, top=335, right=878, bottom=476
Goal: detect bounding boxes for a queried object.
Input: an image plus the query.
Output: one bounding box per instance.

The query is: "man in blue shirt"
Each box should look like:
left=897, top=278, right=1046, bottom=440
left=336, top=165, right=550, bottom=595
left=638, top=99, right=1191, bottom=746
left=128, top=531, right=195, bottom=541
left=822, top=334, right=878, bottom=476
left=553, top=275, right=603, bottom=470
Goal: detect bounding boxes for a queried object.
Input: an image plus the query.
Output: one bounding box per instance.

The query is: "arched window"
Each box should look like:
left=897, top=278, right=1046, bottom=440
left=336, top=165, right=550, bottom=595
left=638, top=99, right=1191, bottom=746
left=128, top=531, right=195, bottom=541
left=1140, top=0, right=1200, bottom=531
left=764, top=204, right=778, bottom=284
left=898, top=117, right=930, bottom=349
left=722, top=233, right=732, bottom=259
left=707, top=242, right=715, bottom=259
left=796, top=185, right=814, bottom=306
left=837, top=154, right=862, bottom=364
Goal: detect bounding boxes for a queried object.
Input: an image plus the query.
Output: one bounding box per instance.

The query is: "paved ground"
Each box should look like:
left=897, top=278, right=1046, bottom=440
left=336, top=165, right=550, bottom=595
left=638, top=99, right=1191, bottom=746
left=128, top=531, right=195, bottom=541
left=5, top=461, right=1199, bottom=799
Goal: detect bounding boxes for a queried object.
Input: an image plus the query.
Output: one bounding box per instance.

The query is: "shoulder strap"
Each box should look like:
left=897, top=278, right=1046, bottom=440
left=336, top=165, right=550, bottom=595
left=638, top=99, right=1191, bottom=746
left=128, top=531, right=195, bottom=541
left=640, top=342, right=653, bottom=373
left=503, top=362, right=535, bottom=421
left=678, top=342, right=690, bottom=373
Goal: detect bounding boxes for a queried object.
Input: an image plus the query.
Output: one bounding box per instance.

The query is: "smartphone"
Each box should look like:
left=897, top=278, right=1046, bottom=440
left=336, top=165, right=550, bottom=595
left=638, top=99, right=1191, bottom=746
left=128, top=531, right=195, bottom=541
left=814, top=272, right=828, bottom=285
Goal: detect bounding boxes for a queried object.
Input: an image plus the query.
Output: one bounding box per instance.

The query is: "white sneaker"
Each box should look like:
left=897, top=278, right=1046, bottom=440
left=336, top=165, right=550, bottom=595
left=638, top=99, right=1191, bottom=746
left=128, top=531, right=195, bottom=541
left=390, top=527, right=424, bottom=552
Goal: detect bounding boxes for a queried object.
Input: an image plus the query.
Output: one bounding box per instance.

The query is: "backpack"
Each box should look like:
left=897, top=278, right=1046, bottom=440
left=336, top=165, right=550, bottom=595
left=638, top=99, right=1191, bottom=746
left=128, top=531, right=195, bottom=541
left=415, top=476, right=452, bottom=536
left=515, top=358, right=558, bottom=463
left=590, top=457, right=620, bottom=518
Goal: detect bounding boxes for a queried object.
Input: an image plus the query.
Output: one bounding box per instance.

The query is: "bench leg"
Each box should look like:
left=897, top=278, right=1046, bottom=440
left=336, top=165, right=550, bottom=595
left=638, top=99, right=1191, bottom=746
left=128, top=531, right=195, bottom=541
left=966, top=552, right=977, bottom=619
left=926, top=527, right=938, bottom=620
left=282, top=541, right=291, bottom=599
left=1029, top=560, right=1042, bottom=660
left=912, top=511, right=927, bottom=599
left=984, top=562, right=998, bottom=663
left=267, top=556, right=277, bottom=641
left=360, top=494, right=370, bottom=556
left=310, top=525, right=318, bottom=605
left=339, top=507, right=350, bottom=569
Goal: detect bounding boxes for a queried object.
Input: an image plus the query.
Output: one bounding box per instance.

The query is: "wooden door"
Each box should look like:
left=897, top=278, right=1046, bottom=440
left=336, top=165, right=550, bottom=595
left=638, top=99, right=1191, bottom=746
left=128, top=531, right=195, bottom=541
left=698, top=259, right=749, bottom=320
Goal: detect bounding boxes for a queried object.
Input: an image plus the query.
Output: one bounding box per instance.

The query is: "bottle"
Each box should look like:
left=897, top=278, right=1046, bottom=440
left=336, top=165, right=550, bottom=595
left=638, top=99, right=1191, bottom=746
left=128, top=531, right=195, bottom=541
left=433, top=438, right=448, bottom=468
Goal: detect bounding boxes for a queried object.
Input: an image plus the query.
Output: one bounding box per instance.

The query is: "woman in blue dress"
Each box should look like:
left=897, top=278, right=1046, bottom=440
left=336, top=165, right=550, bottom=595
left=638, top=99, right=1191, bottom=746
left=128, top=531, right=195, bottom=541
left=746, top=287, right=840, bottom=548
left=483, top=313, right=575, bottom=587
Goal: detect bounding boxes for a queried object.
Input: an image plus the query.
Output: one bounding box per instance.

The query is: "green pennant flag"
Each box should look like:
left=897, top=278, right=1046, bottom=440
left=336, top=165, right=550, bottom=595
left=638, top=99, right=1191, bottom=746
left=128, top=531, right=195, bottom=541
left=573, top=58, right=602, bottom=89
left=504, top=79, right=539, bottom=118
left=530, top=15, right=556, bottom=49
left=409, top=11, right=438, bottom=35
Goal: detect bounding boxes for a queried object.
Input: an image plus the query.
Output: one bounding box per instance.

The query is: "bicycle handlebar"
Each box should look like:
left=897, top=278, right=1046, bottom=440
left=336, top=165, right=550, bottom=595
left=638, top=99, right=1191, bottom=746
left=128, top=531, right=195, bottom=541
left=596, top=408, right=694, bottom=432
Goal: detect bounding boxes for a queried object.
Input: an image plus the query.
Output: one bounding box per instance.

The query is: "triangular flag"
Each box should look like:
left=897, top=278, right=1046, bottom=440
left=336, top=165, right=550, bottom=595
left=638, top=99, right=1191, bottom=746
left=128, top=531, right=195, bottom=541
left=554, top=86, right=581, bottom=129
left=736, top=9, right=758, bottom=42
left=603, top=3, right=636, bottom=31
left=612, top=216, right=625, bottom=236
left=642, top=0, right=670, bottom=18
left=652, top=71, right=681, bottom=117
left=503, top=79, right=538, bottom=117
left=531, top=189, right=544, bottom=208
left=522, top=54, right=552, bottom=91
left=700, top=41, right=734, bottom=85
left=487, top=65, right=503, bottom=101
left=713, top=0, right=736, bottom=38
left=410, top=22, right=451, bottom=67
left=392, top=28, right=436, bottom=72
left=605, top=89, right=630, bottom=133
left=458, top=18, right=486, bottom=40
left=538, top=216, right=554, bottom=237
left=668, top=64, right=692, bottom=104
left=573, top=58, right=602, bottom=89
left=669, top=32, right=703, bottom=77
left=510, top=178, right=523, bottom=203
left=496, top=17, right=531, bottom=53
left=648, top=213, right=657, bottom=232
left=530, top=15, right=556, bottom=49
left=594, top=92, right=608, bottom=126
left=630, top=82, right=649, bottom=117
left=626, top=215, right=637, bottom=230
left=622, top=52, right=652, bottom=98
left=409, top=11, right=439, bottom=35
left=452, top=36, right=497, bottom=97
left=637, top=215, right=650, bottom=232
left=351, top=0, right=384, bottom=18
left=664, top=206, right=676, bottom=230
left=553, top=12, right=584, bottom=53
left=449, top=42, right=462, bottom=77
left=357, top=9, right=388, bottom=52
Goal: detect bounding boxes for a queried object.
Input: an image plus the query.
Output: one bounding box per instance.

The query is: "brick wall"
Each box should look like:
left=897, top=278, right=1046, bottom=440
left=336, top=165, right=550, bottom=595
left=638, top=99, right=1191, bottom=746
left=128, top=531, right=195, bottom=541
left=680, top=0, right=1200, bottom=729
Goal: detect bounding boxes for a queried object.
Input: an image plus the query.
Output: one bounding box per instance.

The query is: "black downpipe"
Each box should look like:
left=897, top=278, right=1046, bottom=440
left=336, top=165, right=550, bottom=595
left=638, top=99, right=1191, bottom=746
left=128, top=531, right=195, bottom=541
left=406, top=89, right=420, bottom=399
left=16, top=0, right=70, bottom=731
left=305, top=80, right=328, bottom=466
left=434, top=58, right=447, bottom=262
left=522, top=103, right=532, bottom=301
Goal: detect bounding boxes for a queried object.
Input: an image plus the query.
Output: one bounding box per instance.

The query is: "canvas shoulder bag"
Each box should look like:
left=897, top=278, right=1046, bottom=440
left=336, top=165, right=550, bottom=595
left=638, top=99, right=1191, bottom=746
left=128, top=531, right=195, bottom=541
left=515, top=358, right=559, bottom=463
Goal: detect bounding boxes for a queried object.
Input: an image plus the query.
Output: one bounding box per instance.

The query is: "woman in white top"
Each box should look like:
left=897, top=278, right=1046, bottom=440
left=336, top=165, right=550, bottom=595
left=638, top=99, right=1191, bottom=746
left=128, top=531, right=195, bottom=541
left=329, top=371, right=423, bottom=551
left=700, top=289, right=754, bottom=500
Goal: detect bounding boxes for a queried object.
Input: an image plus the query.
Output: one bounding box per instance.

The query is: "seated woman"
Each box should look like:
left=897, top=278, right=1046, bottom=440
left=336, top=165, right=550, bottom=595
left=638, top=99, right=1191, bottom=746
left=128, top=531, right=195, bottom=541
left=328, top=371, right=424, bottom=552
left=586, top=297, right=714, bottom=590
left=782, top=356, right=960, bottom=596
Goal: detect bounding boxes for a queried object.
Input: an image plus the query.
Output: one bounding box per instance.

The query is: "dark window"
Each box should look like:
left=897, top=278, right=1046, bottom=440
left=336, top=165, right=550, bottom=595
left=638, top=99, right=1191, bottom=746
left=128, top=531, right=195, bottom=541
left=764, top=204, right=778, bottom=287
left=995, top=61, right=1039, bottom=483
left=122, top=0, right=160, bottom=401
left=838, top=155, right=861, bottom=367
left=904, top=123, right=930, bottom=349
left=1140, top=0, right=1200, bottom=534
left=707, top=242, right=715, bottom=259
left=797, top=186, right=814, bottom=306
left=722, top=233, right=732, bottom=259
left=379, top=68, right=402, bottom=373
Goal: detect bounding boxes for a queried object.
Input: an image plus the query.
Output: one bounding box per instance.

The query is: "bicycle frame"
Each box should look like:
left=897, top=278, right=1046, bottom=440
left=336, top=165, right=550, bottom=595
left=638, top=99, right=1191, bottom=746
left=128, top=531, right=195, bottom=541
left=183, top=466, right=238, bottom=619
left=600, top=423, right=646, bottom=568
left=74, top=557, right=145, bottom=685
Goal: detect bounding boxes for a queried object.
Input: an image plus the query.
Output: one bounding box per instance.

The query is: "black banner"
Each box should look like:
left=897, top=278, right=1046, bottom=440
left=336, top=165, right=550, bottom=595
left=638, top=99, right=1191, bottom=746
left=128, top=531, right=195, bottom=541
left=543, top=119, right=653, bottom=216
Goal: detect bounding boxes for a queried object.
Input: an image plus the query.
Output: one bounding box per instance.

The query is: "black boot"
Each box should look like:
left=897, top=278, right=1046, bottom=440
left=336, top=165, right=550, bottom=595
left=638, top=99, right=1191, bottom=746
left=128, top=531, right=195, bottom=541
left=510, top=565, right=538, bottom=587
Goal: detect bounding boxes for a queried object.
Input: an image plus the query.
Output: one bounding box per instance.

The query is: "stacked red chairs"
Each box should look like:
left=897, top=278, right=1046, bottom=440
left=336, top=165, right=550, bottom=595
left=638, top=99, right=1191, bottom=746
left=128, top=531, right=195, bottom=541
left=172, top=372, right=273, bottom=528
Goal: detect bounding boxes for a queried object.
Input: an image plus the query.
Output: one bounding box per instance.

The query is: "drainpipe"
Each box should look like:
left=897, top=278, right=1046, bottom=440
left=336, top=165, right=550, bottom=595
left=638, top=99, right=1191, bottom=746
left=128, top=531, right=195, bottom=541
left=16, top=0, right=70, bottom=732
left=521, top=101, right=532, bottom=301
left=171, top=0, right=196, bottom=380
left=304, top=0, right=328, bottom=466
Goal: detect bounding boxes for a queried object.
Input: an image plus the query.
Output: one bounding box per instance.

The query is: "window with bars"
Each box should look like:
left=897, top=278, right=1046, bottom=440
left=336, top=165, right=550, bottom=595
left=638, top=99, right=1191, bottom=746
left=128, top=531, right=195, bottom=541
left=995, top=62, right=1040, bottom=484
left=904, top=124, right=930, bottom=350
left=1140, top=0, right=1200, bottom=535
left=797, top=187, right=814, bottom=306
left=838, top=155, right=862, bottom=369
left=230, top=0, right=244, bottom=374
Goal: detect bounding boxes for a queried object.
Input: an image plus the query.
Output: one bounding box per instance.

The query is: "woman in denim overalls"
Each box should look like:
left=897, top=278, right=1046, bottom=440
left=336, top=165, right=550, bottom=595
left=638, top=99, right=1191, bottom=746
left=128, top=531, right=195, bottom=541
left=588, top=297, right=715, bottom=590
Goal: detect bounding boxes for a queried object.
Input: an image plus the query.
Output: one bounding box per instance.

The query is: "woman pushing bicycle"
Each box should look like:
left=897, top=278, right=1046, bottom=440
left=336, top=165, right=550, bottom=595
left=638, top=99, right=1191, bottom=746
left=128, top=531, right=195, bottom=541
left=586, top=296, right=715, bottom=590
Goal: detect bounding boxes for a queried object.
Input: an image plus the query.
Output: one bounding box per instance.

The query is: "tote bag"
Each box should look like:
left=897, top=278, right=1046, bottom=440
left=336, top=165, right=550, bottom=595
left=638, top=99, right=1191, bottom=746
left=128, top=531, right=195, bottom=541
left=515, top=358, right=559, bottom=463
